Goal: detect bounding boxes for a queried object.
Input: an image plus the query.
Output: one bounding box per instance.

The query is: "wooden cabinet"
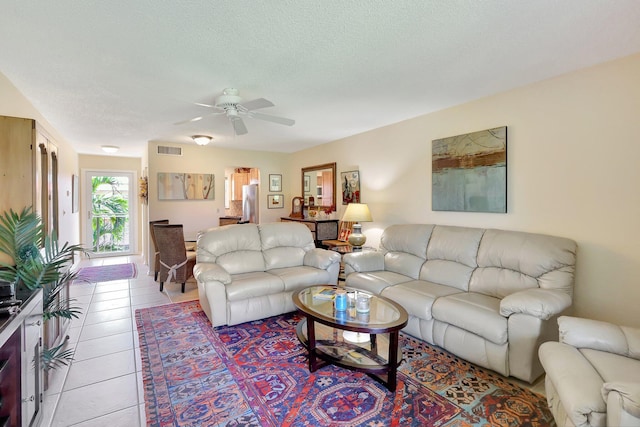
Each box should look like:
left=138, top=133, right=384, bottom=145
left=0, top=116, right=59, bottom=237
left=280, top=217, right=339, bottom=247
left=231, top=172, right=249, bottom=201
left=219, top=217, right=241, bottom=226
left=0, top=290, right=43, bottom=427
left=0, top=116, right=35, bottom=218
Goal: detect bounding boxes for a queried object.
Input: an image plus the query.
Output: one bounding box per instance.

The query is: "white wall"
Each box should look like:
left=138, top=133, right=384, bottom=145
left=291, top=53, right=640, bottom=328
left=0, top=72, right=80, bottom=251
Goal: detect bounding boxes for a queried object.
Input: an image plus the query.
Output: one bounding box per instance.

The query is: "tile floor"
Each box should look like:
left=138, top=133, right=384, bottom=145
left=42, top=255, right=198, bottom=427
left=41, top=254, right=546, bottom=426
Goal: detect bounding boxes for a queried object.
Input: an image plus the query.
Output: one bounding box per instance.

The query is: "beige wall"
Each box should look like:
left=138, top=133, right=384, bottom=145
left=4, top=52, right=639, bottom=328
left=291, top=53, right=640, bottom=328
left=146, top=141, right=289, bottom=269
left=0, top=72, right=80, bottom=251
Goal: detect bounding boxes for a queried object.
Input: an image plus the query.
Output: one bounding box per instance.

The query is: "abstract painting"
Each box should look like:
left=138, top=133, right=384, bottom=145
left=432, top=126, right=506, bottom=213
left=158, top=172, right=214, bottom=200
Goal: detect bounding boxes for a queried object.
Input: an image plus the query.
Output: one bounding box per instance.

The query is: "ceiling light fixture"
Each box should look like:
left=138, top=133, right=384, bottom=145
left=101, top=145, right=119, bottom=153
left=192, top=135, right=212, bottom=146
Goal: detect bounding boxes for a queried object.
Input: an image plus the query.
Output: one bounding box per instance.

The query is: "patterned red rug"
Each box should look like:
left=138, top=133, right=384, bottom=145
left=136, top=301, right=555, bottom=426
left=75, top=263, right=137, bottom=283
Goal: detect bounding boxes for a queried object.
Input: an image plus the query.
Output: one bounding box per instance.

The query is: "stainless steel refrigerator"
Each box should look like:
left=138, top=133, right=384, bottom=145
left=242, top=184, right=259, bottom=223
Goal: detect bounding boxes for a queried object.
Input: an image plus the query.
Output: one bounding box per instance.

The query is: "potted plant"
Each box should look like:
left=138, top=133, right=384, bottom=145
left=0, top=206, right=86, bottom=370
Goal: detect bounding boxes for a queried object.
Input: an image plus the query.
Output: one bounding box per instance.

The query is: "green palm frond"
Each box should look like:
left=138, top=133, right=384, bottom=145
left=41, top=343, right=75, bottom=371
left=0, top=207, right=43, bottom=265
left=1, top=206, right=87, bottom=372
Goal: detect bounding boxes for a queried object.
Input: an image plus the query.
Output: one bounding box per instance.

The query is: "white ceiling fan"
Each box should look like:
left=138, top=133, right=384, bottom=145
left=176, top=88, right=295, bottom=136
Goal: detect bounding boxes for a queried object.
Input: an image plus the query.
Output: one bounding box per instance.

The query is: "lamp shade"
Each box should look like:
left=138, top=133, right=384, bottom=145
left=342, top=203, right=372, bottom=222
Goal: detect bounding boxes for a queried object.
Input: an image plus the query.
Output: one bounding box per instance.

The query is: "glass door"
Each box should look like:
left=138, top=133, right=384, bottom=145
left=84, top=171, right=136, bottom=256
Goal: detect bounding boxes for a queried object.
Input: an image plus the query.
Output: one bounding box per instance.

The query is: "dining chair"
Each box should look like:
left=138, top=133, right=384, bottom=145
left=149, top=219, right=169, bottom=281
left=153, top=224, right=196, bottom=293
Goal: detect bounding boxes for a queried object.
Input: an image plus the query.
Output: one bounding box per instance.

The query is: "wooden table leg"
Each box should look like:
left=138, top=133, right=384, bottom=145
left=387, top=330, right=399, bottom=392
left=306, top=317, right=318, bottom=372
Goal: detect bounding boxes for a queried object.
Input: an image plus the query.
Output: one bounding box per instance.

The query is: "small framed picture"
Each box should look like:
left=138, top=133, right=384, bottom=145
left=341, top=170, right=360, bottom=204
left=267, top=194, right=284, bottom=209
left=304, top=175, right=310, bottom=192
left=339, top=228, right=352, bottom=242
left=269, top=174, right=282, bottom=192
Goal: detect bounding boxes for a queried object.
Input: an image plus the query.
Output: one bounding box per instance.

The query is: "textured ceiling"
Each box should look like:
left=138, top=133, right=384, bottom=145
left=1, top=1, right=640, bottom=156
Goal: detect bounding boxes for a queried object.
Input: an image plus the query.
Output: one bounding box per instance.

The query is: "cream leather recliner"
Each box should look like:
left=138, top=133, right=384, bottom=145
left=194, top=222, right=341, bottom=327
left=539, top=316, right=640, bottom=427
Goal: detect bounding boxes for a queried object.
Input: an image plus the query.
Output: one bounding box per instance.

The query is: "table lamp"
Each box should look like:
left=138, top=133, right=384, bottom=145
left=342, top=203, right=372, bottom=248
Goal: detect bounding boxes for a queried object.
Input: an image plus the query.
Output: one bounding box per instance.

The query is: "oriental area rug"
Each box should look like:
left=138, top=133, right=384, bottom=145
left=75, top=262, right=137, bottom=283
left=136, top=301, right=555, bottom=426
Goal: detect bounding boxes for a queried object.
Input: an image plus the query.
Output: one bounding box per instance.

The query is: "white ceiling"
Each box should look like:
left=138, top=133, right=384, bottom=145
left=1, top=1, right=640, bottom=157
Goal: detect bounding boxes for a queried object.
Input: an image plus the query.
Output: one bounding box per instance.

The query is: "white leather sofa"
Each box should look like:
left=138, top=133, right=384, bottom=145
left=539, top=316, right=640, bottom=427
left=194, top=222, right=341, bottom=327
left=343, top=224, right=577, bottom=383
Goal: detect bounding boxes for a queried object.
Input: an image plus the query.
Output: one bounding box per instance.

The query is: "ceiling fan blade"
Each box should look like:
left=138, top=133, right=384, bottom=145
left=174, top=115, right=205, bottom=125
left=239, top=98, right=274, bottom=111
left=174, top=110, right=225, bottom=125
left=232, top=117, right=248, bottom=135
left=248, top=111, right=295, bottom=126
left=195, top=102, right=217, bottom=108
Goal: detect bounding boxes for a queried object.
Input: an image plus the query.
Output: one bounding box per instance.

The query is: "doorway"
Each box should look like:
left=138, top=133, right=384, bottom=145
left=83, top=170, right=136, bottom=257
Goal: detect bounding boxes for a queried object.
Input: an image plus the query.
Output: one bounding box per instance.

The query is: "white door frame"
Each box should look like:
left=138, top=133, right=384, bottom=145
left=82, top=169, right=137, bottom=257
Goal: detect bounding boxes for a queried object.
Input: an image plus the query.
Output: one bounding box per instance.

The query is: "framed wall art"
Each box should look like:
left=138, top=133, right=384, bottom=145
left=303, top=175, right=310, bottom=192
left=158, top=172, right=214, bottom=200
left=341, top=170, right=360, bottom=204
left=432, top=126, right=507, bottom=213
left=269, top=174, right=282, bottom=192
left=267, top=194, right=284, bottom=209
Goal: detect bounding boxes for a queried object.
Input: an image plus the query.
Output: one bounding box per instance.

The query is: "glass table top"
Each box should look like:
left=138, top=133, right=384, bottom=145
left=294, top=285, right=406, bottom=330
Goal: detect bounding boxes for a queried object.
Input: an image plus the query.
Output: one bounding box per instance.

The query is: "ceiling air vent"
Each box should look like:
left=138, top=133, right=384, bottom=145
left=157, top=146, right=182, bottom=156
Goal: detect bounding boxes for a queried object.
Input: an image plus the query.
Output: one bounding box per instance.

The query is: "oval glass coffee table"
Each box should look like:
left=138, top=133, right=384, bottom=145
left=292, top=285, right=408, bottom=391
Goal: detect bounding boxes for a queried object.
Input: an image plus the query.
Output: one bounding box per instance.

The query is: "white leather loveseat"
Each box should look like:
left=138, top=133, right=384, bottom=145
left=343, top=224, right=577, bottom=383
left=194, top=222, right=341, bottom=327
left=539, top=316, right=640, bottom=427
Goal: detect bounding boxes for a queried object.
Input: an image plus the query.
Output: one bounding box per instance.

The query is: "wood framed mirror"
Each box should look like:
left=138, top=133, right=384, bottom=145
left=302, top=162, right=336, bottom=212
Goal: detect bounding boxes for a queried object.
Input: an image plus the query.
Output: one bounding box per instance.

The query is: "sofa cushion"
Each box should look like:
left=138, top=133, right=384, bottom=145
left=347, top=271, right=413, bottom=294
left=381, top=280, right=462, bottom=320
left=581, top=349, right=640, bottom=383
left=380, top=224, right=434, bottom=258
left=432, top=292, right=507, bottom=345
left=420, top=259, right=476, bottom=292
left=472, top=228, right=577, bottom=298
left=226, top=271, right=284, bottom=301
left=427, top=225, right=484, bottom=267
left=197, top=224, right=266, bottom=274
left=378, top=224, right=434, bottom=279
left=259, top=222, right=316, bottom=269
left=268, top=266, right=334, bottom=291
left=263, top=246, right=307, bottom=270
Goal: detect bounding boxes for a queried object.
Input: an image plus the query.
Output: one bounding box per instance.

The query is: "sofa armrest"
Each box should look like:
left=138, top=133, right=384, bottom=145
left=500, top=288, right=571, bottom=320
left=602, top=382, right=640, bottom=426
left=539, top=341, right=607, bottom=426
left=343, top=251, right=385, bottom=274
left=558, top=316, right=640, bottom=359
left=193, top=262, right=232, bottom=285
left=303, top=248, right=341, bottom=270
